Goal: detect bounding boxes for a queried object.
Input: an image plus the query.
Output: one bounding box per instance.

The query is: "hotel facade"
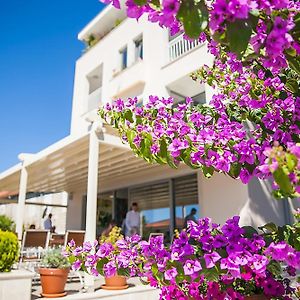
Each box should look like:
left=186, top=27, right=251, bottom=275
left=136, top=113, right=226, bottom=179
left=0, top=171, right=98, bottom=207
left=0, top=2, right=297, bottom=245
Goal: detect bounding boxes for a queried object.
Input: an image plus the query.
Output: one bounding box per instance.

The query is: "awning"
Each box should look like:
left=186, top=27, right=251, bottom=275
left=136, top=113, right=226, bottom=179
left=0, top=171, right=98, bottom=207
left=0, top=129, right=167, bottom=195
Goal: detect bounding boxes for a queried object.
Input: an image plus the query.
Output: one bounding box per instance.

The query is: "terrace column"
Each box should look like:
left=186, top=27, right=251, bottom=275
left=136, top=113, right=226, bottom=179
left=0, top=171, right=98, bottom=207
left=16, top=163, right=28, bottom=240
left=84, top=122, right=101, bottom=291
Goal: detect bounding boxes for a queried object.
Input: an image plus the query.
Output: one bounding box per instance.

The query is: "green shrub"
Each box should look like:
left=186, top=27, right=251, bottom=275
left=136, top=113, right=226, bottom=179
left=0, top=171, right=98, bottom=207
left=0, top=215, right=15, bottom=232
left=40, top=248, right=70, bottom=269
left=0, top=230, right=19, bottom=272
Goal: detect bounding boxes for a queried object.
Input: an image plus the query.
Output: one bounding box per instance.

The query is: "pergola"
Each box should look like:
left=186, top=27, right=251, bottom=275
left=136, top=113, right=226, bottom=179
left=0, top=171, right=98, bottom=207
left=0, top=122, right=194, bottom=288
left=0, top=123, right=164, bottom=242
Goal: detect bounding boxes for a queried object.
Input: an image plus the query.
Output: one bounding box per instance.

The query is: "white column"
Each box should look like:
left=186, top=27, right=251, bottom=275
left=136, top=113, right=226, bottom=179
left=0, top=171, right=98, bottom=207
left=16, top=164, right=28, bottom=240
left=84, top=123, right=100, bottom=291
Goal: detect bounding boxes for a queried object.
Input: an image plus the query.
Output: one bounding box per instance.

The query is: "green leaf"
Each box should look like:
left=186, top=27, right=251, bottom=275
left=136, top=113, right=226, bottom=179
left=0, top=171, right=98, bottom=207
left=124, top=110, right=134, bottom=123
left=242, top=226, right=258, bottom=238
left=177, top=0, right=208, bottom=39
left=267, top=260, right=282, bottom=276
left=258, top=222, right=278, bottom=233
left=201, top=267, right=219, bottom=282
left=227, top=19, right=252, bottom=56
left=285, top=79, right=299, bottom=94
left=202, top=165, right=214, bottom=178
left=286, top=153, right=297, bottom=172
left=126, top=130, right=136, bottom=148
left=140, top=137, right=152, bottom=161
left=273, top=167, right=293, bottom=195
left=133, top=0, right=147, bottom=5
left=228, top=163, right=241, bottom=178
left=96, top=258, right=108, bottom=276
left=287, top=56, right=300, bottom=75
left=150, top=0, right=160, bottom=8
left=158, top=139, right=168, bottom=163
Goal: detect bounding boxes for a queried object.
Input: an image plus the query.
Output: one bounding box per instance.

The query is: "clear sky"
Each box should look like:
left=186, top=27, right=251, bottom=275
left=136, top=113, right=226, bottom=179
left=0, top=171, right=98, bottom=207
left=0, top=0, right=104, bottom=172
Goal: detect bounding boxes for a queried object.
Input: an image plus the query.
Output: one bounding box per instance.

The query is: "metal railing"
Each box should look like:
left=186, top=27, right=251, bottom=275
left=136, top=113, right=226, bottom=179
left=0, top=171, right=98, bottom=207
left=169, top=34, right=201, bottom=62
left=86, top=87, right=102, bottom=113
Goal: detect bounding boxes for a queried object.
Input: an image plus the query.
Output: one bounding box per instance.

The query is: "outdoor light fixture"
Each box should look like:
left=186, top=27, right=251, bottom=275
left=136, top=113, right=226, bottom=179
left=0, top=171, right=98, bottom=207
left=18, top=153, right=35, bottom=162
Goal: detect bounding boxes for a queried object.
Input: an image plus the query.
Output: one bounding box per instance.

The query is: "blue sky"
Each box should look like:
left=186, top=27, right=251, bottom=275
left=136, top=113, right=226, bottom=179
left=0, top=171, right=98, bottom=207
left=0, top=0, right=104, bottom=172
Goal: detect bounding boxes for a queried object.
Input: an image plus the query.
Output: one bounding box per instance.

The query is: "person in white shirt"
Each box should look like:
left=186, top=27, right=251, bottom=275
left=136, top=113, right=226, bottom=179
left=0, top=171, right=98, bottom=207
left=125, top=203, right=140, bottom=236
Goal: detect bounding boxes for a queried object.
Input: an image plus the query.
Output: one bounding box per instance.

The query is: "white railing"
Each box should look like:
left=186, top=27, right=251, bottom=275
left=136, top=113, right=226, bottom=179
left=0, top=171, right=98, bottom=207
left=86, top=87, right=102, bottom=113
left=169, top=34, right=201, bottom=62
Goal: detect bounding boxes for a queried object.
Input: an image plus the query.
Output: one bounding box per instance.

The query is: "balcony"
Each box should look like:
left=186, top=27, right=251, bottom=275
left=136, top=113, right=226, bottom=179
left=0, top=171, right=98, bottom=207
left=168, top=34, right=201, bottom=62
left=85, top=87, right=102, bottom=114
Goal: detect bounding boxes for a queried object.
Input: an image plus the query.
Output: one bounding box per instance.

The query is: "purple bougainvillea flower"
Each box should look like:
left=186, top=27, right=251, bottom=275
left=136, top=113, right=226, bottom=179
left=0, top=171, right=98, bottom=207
left=164, top=267, right=178, bottom=281
left=204, top=252, right=221, bottom=268
left=103, top=261, right=117, bottom=277
left=183, top=259, right=202, bottom=275
left=96, top=242, right=114, bottom=258
left=72, top=260, right=81, bottom=271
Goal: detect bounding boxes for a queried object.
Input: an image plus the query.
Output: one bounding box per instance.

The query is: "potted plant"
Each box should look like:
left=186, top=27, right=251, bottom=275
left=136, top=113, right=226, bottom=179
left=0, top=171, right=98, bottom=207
left=65, top=226, right=130, bottom=290
left=38, top=248, right=70, bottom=298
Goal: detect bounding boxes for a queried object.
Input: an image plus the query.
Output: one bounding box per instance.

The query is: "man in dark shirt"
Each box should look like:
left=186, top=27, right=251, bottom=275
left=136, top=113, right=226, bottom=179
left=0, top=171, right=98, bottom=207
left=183, top=208, right=197, bottom=228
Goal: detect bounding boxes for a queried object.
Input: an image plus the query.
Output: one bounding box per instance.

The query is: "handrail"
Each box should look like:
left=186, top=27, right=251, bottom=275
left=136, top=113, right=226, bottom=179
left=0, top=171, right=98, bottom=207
left=169, top=34, right=201, bottom=62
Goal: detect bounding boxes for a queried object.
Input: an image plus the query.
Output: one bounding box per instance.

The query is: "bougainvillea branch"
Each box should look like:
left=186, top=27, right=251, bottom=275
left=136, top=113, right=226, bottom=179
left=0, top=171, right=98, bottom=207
left=98, top=0, right=300, bottom=199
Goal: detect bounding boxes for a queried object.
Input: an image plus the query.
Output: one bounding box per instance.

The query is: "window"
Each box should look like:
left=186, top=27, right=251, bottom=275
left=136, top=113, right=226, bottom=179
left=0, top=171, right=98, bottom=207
left=134, top=36, right=143, bottom=60
left=119, top=47, right=127, bottom=70
left=174, top=175, right=199, bottom=231
left=87, top=66, right=103, bottom=94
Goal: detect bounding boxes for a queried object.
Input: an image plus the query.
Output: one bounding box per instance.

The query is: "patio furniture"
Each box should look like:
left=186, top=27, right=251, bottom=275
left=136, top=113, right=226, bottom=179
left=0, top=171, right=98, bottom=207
left=19, top=230, right=50, bottom=271
left=49, top=233, right=65, bottom=247
left=64, top=230, right=85, bottom=247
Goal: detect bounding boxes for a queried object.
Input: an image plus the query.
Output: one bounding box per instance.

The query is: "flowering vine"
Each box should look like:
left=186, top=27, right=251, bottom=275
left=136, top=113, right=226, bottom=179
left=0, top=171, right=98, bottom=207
left=98, top=0, right=300, bottom=198
left=65, top=216, right=300, bottom=299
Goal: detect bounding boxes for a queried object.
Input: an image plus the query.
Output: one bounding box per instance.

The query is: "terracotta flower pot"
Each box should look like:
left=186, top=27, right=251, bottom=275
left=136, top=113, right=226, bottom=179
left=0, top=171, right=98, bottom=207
left=103, top=275, right=128, bottom=290
left=39, top=268, right=69, bottom=298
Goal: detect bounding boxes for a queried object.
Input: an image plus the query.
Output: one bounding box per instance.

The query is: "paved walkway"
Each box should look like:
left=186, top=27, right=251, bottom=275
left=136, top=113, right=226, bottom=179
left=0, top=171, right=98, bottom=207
left=32, top=277, right=159, bottom=300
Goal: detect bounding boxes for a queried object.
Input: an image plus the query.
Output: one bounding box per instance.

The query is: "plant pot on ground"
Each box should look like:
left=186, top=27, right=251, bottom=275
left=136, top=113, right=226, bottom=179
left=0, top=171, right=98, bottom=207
left=103, top=274, right=127, bottom=290
left=38, top=248, right=70, bottom=298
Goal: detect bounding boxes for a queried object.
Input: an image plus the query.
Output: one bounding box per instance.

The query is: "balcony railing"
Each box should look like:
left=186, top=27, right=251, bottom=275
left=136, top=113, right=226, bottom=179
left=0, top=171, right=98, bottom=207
left=169, top=34, right=201, bottom=62
left=85, top=87, right=102, bottom=113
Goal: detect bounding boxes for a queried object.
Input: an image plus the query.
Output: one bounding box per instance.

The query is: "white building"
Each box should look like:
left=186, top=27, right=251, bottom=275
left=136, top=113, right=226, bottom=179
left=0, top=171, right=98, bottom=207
left=0, top=2, right=296, bottom=246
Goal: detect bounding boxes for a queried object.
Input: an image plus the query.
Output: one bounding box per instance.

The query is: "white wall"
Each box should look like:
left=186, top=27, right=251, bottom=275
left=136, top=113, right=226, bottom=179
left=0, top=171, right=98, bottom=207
left=66, top=190, right=84, bottom=230
left=0, top=193, right=67, bottom=233
left=70, top=14, right=214, bottom=135
left=197, top=172, right=293, bottom=227
left=198, top=172, right=248, bottom=225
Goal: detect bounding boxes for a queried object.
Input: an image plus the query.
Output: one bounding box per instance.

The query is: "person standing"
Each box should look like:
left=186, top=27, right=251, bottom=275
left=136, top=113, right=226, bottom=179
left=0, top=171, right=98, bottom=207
left=44, top=213, right=53, bottom=230
left=125, top=203, right=140, bottom=236
left=183, top=208, right=197, bottom=228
